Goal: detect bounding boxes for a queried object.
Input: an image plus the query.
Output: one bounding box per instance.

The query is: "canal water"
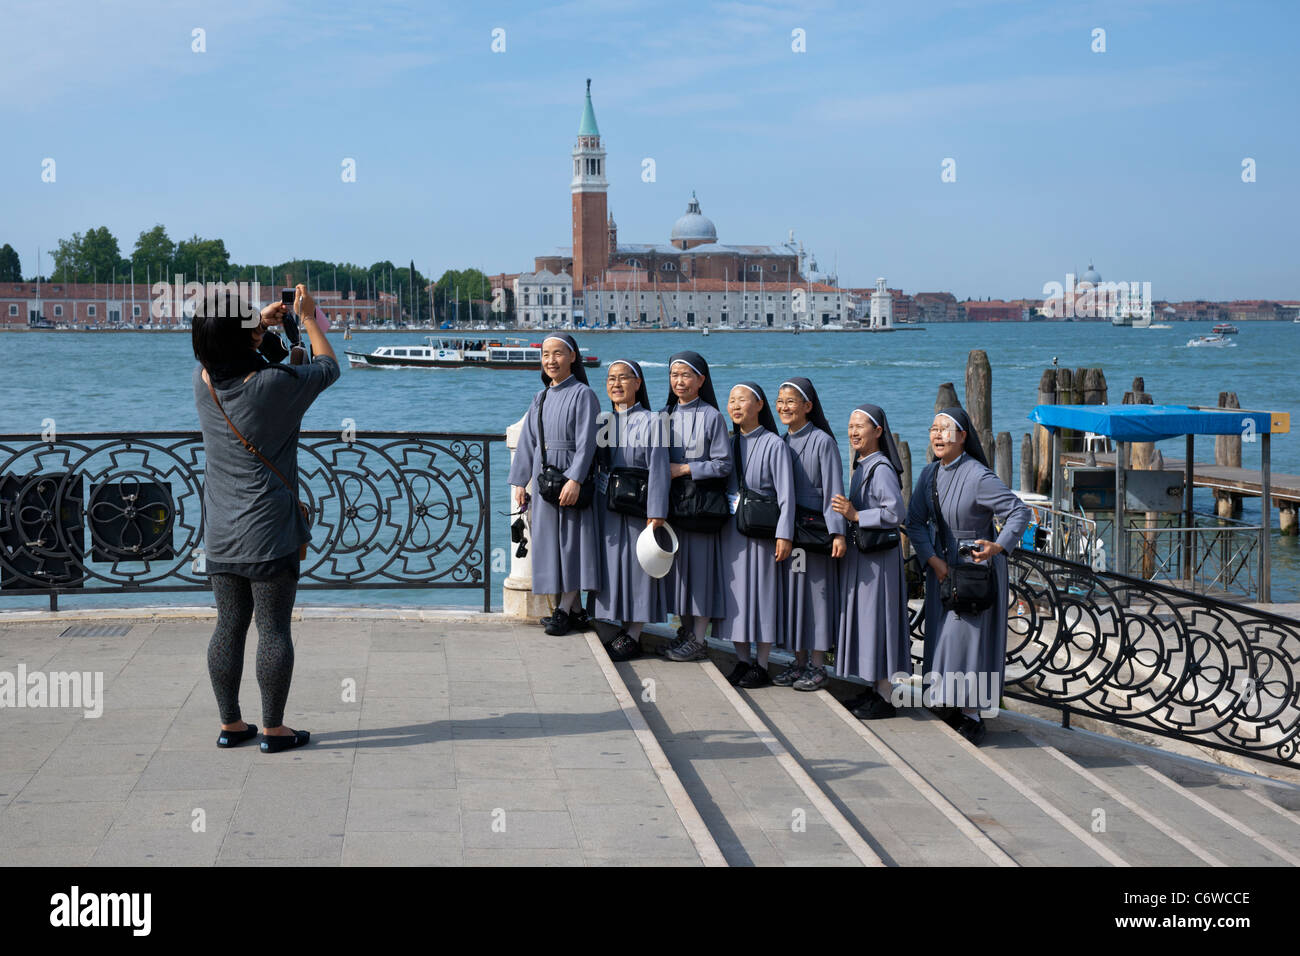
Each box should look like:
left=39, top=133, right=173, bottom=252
left=1, top=322, right=1296, bottom=608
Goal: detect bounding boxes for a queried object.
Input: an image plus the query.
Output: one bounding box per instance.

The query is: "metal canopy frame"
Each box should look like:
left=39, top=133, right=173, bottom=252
left=1031, top=404, right=1285, bottom=602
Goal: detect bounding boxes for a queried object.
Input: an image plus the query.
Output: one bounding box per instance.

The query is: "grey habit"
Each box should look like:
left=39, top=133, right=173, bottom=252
left=718, top=426, right=795, bottom=646
left=836, top=451, right=910, bottom=681
left=594, top=403, right=670, bottom=622
left=664, top=397, right=733, bottom=619
left=904, top=454, right=1031, bottom=710
left=783, top=423, right=846, bottom=652
left=508, top=374, right=603, bottom=595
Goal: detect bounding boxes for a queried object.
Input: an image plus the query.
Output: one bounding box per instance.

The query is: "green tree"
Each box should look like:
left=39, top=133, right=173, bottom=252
left=174, top=235, right=231, bottom=281
left=81, top=227, right=123, bottom=282
left=51, top=232, right=85, bottom=281
left=0, top=244, right=20, bottom=282
left=131, top=225, right=175, bottom=282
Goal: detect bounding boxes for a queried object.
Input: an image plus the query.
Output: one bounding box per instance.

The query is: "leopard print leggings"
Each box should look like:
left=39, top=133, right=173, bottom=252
left=207, top=570, right=297, bottom=728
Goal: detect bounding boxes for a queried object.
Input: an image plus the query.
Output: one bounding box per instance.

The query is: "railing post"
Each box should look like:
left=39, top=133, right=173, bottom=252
left=501, top=416, right=550, bottom=619
left=1261, top=432, right=1272, bottom=604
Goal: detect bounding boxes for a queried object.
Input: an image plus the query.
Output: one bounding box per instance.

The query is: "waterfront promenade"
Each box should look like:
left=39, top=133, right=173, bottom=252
left=4, top=605, right=1300, bottom=867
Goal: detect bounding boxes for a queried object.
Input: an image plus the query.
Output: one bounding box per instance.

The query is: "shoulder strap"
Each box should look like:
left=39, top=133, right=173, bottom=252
left=205, top=376, right=297, bottom=499
left=732, top=430, right=748, bottom=492
left=926, top=461, right=954, bottom=555
left=536, top=387, right=550, bottom=469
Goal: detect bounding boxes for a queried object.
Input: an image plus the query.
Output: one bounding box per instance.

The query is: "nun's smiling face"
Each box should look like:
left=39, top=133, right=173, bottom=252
left=606, top=363, right=640, bottom=408
left=542, top=339, right=574, bottom=383
left=776, top=387, right=812, bottom=429
left=930, top=414, right=963, bottom=463
left=848, top=410, right=882, bottom=456
left=727, top=386, right=761, bottom=430
left=669, top=362, right=704, bottom=403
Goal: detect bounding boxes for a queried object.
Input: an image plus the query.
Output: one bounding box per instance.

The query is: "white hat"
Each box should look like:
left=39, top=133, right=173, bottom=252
left=636, top=523, right=679, bottom=579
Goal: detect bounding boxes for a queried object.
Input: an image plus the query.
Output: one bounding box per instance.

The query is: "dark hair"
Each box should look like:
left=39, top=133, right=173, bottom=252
left=191, top=285, right=295, bottom=382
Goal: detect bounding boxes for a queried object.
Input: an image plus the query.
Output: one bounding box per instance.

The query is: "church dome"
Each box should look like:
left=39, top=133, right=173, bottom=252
left=1080, top=262, right=1102, bottom=286
left=671, top=191, right=717, bottom=242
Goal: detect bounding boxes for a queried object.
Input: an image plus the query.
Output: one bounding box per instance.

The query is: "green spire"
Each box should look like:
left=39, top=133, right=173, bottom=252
left=578, top=78, right=599, bottom=136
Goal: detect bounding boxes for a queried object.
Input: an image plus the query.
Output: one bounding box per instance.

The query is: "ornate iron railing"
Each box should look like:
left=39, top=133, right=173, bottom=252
left=906, top=548, right=1300, bottom=768
left=0, top=431, right=501, bottom=611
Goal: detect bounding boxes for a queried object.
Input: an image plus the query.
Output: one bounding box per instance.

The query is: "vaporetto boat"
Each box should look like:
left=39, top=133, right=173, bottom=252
left=345, top=336, right=602, bottom=370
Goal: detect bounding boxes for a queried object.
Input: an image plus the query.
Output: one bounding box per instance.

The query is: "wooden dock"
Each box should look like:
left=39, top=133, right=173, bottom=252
left=1060, top=451, right=1300, bottom=505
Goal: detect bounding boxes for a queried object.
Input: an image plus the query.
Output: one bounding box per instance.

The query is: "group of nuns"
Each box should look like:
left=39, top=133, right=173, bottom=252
left=508, top=336, right=1030, bottom=743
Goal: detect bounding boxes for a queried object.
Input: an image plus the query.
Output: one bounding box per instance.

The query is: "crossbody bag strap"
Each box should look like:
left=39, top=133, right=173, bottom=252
left=927, top=462, right=954, bottom=559
left=536, top=387, right=550, bottom=470
left=205, top=376, right=298, bottom=499
left=731, top=429, right=748, bottom=492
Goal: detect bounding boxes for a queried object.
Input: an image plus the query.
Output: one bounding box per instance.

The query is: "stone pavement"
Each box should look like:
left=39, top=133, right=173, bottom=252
left=0, top=614, right=703, bottom=866
left=4, top=608, right=1300, bottom=867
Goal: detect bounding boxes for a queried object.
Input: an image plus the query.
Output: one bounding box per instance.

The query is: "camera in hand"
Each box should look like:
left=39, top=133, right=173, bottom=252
left=279, top=289, right=302, bottom=347
left=958, top=538, right=979, bottom=561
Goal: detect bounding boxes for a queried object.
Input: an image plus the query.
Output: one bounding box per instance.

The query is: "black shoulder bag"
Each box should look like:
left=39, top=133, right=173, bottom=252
left=849, top=460, right=901, bottom=554
left=535, top=387, right=594, bottom=509
left=602, top=411, right=650, bottom=518
left=789, top=439, right=835, bottom=555
left=733, top=432, right=781, bottom=540
left=928, top=464, right=997, bottom=614
left=665, top=407, right=730, bottom=532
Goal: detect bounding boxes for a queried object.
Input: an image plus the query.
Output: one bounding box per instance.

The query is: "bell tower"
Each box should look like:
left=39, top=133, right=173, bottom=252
left=571, top=79, right=608, bottom=296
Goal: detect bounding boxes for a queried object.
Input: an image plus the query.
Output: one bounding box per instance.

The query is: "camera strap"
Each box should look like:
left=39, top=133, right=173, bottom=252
left=927, top=462, right=956, bottom=562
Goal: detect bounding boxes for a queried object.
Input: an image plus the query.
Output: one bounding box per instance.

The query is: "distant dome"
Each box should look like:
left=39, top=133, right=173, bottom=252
left=671, top=191, right=717, bottom=242
left=1080, top=262, right=1102, bottom=286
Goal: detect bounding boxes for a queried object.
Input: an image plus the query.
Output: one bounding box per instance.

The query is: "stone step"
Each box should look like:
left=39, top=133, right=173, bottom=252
left=611, top=651, right=870, bottom=866
left=737, top=683, right=1010, bottom=866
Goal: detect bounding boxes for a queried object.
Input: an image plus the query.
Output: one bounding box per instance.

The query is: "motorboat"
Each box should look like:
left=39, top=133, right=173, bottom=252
left=345, top=336, right=602, bottom=369
left=1211, top=322, right=1239, bottom=334
left=1186, top=334, right=1235, bottom=348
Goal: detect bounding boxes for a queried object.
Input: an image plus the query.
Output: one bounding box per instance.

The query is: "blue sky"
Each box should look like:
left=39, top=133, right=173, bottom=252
left=3, top=0, right=1297, bottom=300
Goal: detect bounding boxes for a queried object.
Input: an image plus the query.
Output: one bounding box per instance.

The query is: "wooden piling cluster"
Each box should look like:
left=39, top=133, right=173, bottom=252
left=1215, top=391, right=1243, bottom=519
left=1026, top=365, right=1109, bottom=497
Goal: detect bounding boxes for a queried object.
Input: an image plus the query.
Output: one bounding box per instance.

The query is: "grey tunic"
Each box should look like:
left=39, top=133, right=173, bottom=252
left=663, top=398, right=733, bottom=620
left=718, top=426, right=795, bottom=646
left=508, top=374, right=602, bottom=595
left=783, top=424, right=846, bottom=653
left=593, top=403, right=670, bottom=623
left=192, top=356, right=341, bottom=562
left=904, top=454, right=1031, bottom=710
left=836, top=451, right=910, bottom=681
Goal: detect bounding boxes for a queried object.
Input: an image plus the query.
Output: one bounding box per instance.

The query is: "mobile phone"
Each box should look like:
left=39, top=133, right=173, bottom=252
left=281, top=288, right=294, bottom=306
left=279, top=289, right=301, bottom=346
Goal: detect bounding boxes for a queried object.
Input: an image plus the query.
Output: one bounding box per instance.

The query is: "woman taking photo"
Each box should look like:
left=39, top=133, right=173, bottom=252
left=508, top=333, right=602, bottom=636
left=716, top=382, right=794, bottom=688
left=904, top=406, right=1030, bottom=744
left=593, top=359, right=669, bottom=662
left=832, top=404, right=909, bottom=720
left=774, top=378, right=845, bottom=692
left=661, top=351, right=733, bottom=663
left=193, top=284, right=339, bottom=754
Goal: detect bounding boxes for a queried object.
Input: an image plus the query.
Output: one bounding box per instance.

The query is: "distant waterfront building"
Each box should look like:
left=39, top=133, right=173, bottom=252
left=964, top=300, right=1028, bottom=322
left=868, top=278, right=893, bottom=329
left=521, top=80, right=845, bottom=329
left=913, top=291, right=961, bottom=323
left=513, top=270, right=573, bottom=327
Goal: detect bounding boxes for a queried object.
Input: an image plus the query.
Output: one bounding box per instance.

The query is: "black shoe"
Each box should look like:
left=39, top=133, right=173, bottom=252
left=940, top=707, right=965, bottom=730
left=606, top=630, right=642, bottom=662
left=568, top=607, right=591, bottom=631
left=725, top=661, right=752, bottom=686
left=217, top=724, right=258, bottom=748
left=955, top=715, right=987, bottom=745
left=260, top=729, right=310, bottom=753
left=852, top=695, right=897, bottom=720
left=737, top=663, right=773, bottom=689
left=664, top=625, right=691, bottom=654
left=544, top=608, right=572, bottom=636
left=842, top=686, right=879, bottom=711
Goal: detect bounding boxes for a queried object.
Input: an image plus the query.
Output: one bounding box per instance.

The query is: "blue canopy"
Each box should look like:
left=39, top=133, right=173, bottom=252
left=1027, top=404, right=1273, bottom=443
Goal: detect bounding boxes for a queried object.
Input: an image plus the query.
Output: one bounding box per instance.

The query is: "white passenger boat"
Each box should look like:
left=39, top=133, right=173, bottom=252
left=345, top=336, right=601, bottom=370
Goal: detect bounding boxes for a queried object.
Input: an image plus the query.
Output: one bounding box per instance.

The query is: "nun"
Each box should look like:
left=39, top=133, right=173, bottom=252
left=661, top=352, right=734, bottom=663
left=714, top=382, right=795, bottom=688
left=593, top=359, right=669, bottom=661
left=507, top=333, right=603, bottom=635
left=774, top=378, right=846, bottom=692
left=903, top=406, right=1030, bottom=743
left=831, top=404, right=911, bottom=719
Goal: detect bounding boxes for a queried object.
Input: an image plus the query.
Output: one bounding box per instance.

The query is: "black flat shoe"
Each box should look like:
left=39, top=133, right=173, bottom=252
left=842, top=686, right=879, bottom=711
left=852, top=696, right=897, bottom=720
left=606, top=630, right=642, bottom=662
left=737, top=664, right=773, bottom=689
left=955, top=715, right=987, bottom=745
left=260, top=729, right=310, bottom=753
left=543, top=608, right=572, bottom=636
left=725, top=661, right=752, bottom=686
left=217, top=724, right=258, bottom=748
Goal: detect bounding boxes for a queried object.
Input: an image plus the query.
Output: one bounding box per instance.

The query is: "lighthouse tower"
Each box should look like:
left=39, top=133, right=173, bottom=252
left=571, top=79, right=609, bottom=297
left=869, top=278, right=894, bottom=329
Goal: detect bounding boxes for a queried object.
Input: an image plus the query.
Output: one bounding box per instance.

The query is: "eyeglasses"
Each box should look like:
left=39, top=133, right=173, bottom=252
left=606, top=375, right=637, bottom=383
